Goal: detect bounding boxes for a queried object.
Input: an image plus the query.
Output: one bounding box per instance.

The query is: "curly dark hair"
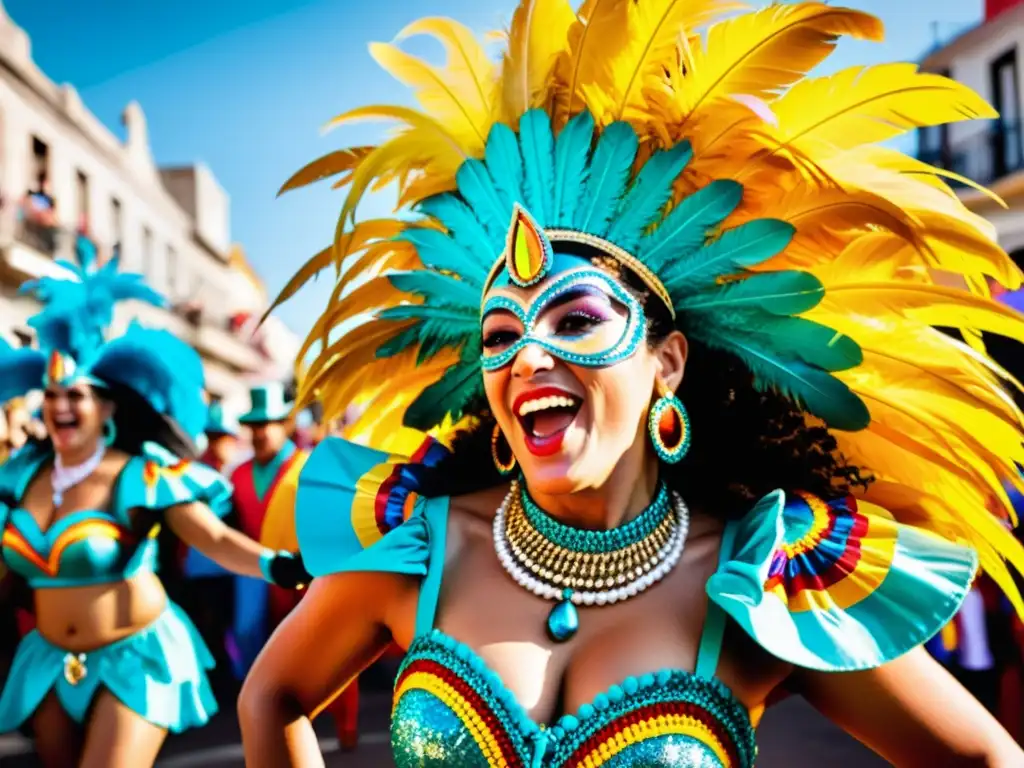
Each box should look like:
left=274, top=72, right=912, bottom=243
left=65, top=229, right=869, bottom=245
left=416, top=260, right=871, bottom=518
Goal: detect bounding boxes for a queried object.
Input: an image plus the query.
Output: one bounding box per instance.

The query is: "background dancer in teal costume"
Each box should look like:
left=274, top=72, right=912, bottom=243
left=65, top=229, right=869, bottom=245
left=0, top=237, right=309, bottom=768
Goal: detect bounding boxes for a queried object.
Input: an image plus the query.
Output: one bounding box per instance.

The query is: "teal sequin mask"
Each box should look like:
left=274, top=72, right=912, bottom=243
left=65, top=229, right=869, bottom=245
left=480, top=206, right=658, bottom=372
left=481, top=265, right=647, bottom=371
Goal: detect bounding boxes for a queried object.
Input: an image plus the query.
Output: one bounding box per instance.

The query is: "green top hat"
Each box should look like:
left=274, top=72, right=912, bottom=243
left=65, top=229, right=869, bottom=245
left=204, top=402, right=239, bottom=437
left=238, top=382, right=293, bottom=425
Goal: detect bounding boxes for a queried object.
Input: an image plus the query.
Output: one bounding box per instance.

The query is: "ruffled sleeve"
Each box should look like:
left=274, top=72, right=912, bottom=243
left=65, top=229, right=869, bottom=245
left=0, top=452, right=20, bottom=534
left=0, top=445, right=51, bottom=540
left=0, top=443, right=49, bottom=503
left=295, top=436, right=450, bottom=579
left=115, top=442, right=233, bottom=520
left=706, top=490, right=978, bottom=672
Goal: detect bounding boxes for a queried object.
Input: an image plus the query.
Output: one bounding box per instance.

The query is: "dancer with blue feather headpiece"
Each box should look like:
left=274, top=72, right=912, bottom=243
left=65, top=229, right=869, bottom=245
left=0, top=234, right=310, bottom=766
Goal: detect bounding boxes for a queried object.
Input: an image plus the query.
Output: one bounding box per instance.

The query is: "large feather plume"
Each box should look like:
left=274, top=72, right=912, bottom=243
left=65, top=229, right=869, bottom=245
left=88, top=324, right=207, bottom=443
left=0, top=336, right=45, bottom=404
left=276, top=0, right=1024, bottom=609
left=22, top=240, right=165, bottom=363
left=0, top=237, right=199, bottom=440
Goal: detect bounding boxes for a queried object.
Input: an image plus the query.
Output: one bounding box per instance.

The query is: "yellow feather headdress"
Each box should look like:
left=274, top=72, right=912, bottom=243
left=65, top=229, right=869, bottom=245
left=276, top=0, right=1024, bottom=611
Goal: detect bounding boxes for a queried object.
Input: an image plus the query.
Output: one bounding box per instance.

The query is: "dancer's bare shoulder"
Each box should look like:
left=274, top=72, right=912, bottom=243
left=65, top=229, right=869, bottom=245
left=449, top=484, right=510, bottom=522
left=442, top=484, right=510, bottom=555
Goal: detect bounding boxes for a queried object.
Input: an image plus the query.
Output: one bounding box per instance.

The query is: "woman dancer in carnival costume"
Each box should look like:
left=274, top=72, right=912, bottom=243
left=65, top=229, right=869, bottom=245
left=241, top=1, right=1024, bottom=765
left=0, top=239, right=309, bottom=767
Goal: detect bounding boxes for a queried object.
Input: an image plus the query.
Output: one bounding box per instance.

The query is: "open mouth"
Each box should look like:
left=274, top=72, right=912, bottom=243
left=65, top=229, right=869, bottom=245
left=52, top=414, right=79, bottom=438
left=513, top=387, right=583, bottom=456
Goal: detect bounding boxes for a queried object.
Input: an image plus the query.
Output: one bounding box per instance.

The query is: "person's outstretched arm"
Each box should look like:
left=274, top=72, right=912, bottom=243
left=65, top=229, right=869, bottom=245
left=166, top=501, right=307, bottom=587
left=238, top=569, right=410, bottom=767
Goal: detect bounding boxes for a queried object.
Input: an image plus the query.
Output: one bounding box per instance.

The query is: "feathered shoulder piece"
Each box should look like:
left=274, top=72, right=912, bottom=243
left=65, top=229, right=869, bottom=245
left=277, top=0, right=1024, bottom=610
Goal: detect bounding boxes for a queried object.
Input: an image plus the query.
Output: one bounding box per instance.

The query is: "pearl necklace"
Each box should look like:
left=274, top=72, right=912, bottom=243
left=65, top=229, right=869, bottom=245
left=52, top=443, right=106, bottom=508
left=493, top=480, right=690, bottom=642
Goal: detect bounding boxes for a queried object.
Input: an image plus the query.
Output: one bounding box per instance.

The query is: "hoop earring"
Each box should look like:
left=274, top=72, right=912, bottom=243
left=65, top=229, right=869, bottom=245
left=648, top=380, right=690, bottom=464
left=103, top=418, right=117, bottom=448
left=491, top=424, right=517, bottom=476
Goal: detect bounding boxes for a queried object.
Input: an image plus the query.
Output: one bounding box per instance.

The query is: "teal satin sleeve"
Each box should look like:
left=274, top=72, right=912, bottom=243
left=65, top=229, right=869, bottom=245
left=295, top=436, right=450, bottom=579
left=113, top=443, right=233, bottom=522
left=707, top=490, right=978, bottom=671
left=0, top=446, right=53, bottom=542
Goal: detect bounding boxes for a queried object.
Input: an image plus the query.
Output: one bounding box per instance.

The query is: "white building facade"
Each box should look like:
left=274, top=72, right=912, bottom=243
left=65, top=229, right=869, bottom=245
left=919, top=0, right=1024, bottom=257
left=0, top=1, right=298, bottom=417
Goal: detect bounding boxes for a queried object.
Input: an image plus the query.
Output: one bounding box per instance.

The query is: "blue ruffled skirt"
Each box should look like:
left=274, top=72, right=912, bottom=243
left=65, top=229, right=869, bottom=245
left=0, top=601, right=217, bottom=734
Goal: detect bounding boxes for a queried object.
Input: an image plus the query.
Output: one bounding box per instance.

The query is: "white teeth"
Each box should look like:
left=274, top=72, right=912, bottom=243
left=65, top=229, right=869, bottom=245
left=517, top=395, right=578, bottom=416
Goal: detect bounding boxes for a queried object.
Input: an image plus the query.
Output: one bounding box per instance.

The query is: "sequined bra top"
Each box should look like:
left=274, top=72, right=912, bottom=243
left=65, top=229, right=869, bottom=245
left=0, top=443, right=231, bottom=589
left=295, top=437, right=980, bottom=767
left=391, top=496, right=755, bottom=767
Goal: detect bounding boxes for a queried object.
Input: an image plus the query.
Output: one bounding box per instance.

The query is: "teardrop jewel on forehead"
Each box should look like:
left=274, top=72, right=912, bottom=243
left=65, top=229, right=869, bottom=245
left=45, top=349, right=76, bottom=386
left=506, top=205, right=553, bottom=287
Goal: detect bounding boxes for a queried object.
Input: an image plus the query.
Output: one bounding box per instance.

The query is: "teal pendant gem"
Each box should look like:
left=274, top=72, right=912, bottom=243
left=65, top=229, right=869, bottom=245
left=547, top=591, right=579, bottom=643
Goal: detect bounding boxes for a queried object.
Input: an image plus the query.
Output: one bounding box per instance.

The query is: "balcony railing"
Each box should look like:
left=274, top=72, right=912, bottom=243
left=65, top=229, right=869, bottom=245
left=15, top=218, right=64, bottom=258
left=168, top=302, right=270, bottom=372
left=5, top=220, right=79, bottom=279
left=918, top=120, right=1024, bottom=187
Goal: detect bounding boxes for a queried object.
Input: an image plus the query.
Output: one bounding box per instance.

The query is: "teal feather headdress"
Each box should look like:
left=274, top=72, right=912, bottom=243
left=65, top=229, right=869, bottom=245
left=21, top=236, right=165, bottom=364
left=0, top=234, right=208, bottom=442
left=279, top=3, right=1024, bottom=615
left=377, top=109, right=867, bottom=433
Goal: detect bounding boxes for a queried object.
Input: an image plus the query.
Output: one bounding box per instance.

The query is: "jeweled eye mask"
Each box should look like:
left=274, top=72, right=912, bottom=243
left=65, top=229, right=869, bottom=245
left=481, top=267, right=646, bottom=371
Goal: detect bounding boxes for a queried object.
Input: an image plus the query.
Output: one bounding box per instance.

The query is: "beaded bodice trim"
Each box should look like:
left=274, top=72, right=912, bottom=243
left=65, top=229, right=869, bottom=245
left=391, top=630, right=757, bottom=767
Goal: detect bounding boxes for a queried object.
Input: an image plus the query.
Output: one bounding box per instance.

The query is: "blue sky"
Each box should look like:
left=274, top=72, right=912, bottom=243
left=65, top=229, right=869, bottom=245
left=5, top=0, right=985, bottom=336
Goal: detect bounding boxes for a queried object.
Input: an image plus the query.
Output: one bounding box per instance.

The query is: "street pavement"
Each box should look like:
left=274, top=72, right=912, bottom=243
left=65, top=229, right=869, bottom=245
left=0, top=686, right=885, bottom=767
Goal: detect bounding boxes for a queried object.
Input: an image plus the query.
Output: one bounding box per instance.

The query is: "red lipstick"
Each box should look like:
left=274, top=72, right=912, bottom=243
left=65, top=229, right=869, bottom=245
left=512, top=385, right=582, bottom=458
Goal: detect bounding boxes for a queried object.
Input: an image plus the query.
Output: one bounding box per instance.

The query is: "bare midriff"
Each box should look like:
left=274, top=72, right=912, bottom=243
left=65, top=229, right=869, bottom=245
left=34, top=571, right=168, bottom=652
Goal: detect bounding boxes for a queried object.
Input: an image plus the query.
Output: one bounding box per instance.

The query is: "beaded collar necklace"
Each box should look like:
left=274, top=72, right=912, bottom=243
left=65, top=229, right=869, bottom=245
left=493, top=479, right=690, bottom=643
left=52, top=442, right=106, bottom=508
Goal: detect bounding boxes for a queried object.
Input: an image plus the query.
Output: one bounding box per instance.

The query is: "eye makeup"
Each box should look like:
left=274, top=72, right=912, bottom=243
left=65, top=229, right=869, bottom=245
left=480, top=267, right=646, bottom=371
left=481, top=310, right=524, bottom=350
left=539, top=287, right=623, bottom=335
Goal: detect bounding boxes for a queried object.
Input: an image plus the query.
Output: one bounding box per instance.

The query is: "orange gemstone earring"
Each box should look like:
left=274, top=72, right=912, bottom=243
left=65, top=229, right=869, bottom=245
left=648, top=379, right=690, bottom=464
left=491, top=424, right=517, bottom=476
